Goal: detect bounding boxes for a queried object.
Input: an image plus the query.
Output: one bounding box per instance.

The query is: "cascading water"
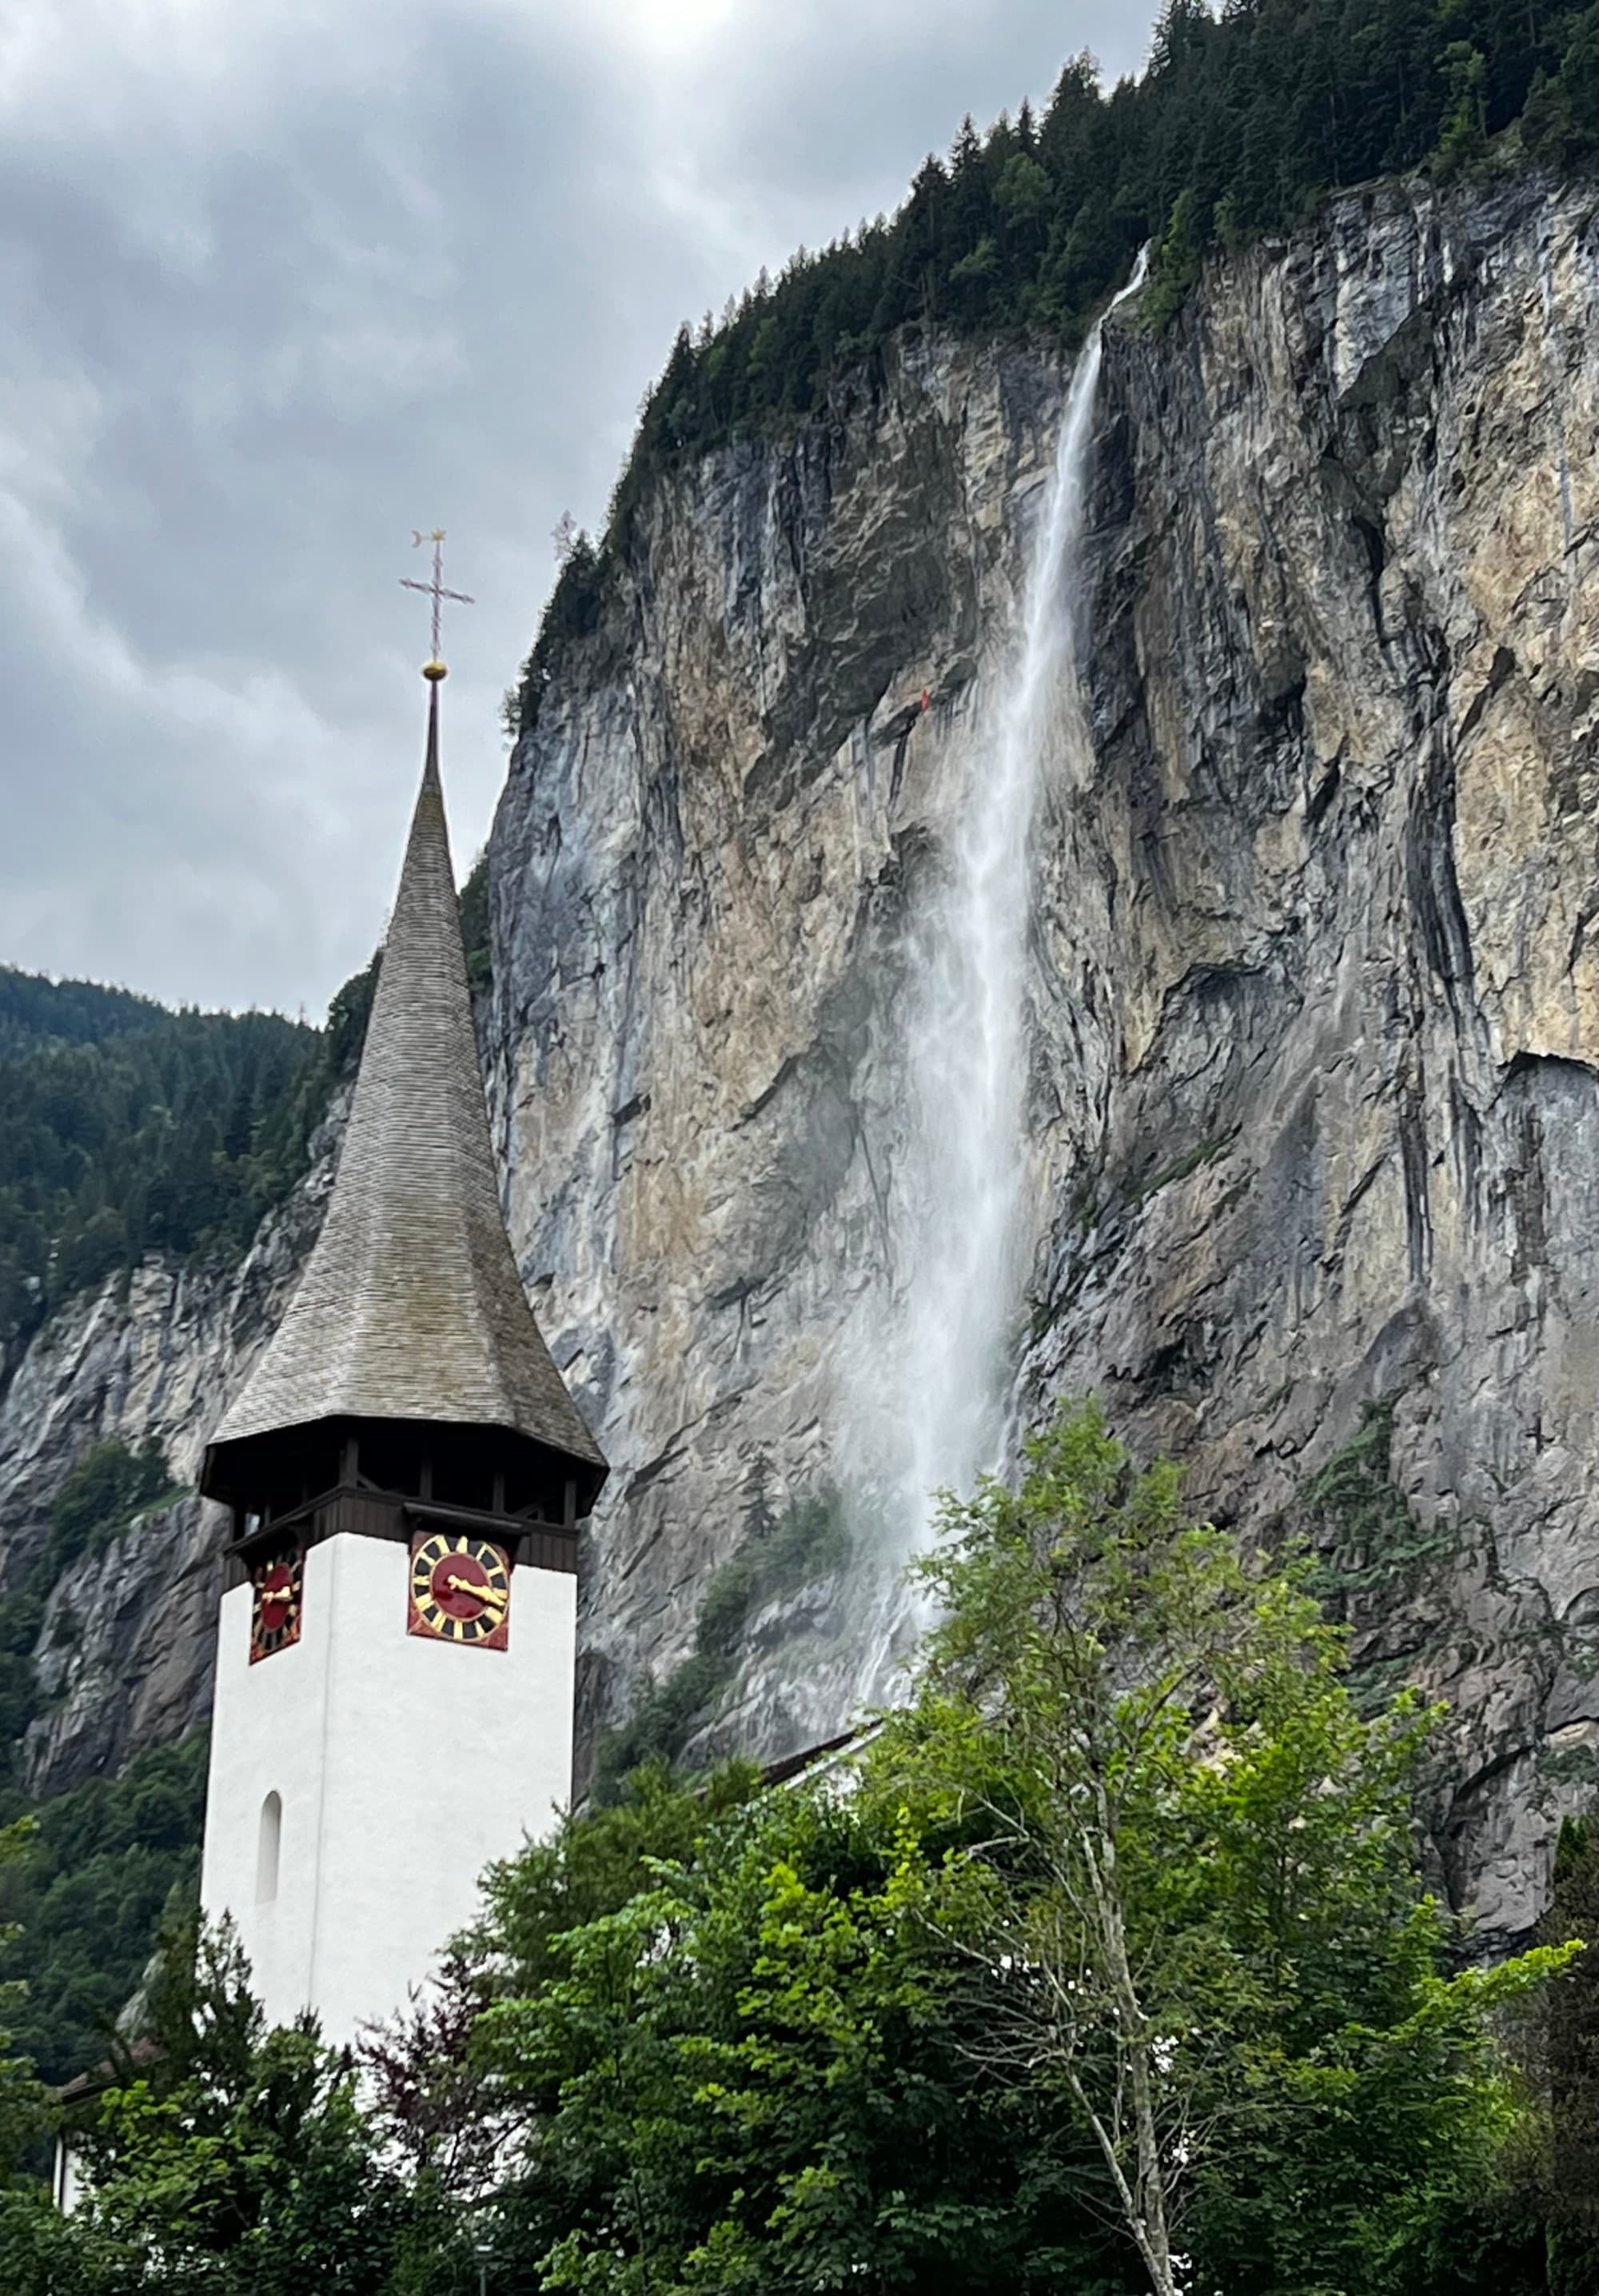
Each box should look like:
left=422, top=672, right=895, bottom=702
left=844, top=252, right=1147, bottom=1695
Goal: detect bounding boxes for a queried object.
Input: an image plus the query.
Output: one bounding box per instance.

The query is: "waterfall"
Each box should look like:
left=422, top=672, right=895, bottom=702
left=843, top=253, right=1147, bottom=1694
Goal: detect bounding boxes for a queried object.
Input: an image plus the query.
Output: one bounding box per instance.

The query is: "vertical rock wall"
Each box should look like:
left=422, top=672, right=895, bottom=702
left=1029, top=173, right=1599, bottom=1947
left=489, top=172, right=1599, bottom=1939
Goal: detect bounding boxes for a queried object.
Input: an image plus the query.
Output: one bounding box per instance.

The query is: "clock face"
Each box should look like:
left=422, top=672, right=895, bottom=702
left=249, top=1551, right=304, bottom=1663
left=408, top=1532, right=511, bottom=1650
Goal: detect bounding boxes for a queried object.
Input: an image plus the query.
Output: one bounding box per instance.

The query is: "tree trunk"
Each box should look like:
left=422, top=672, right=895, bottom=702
left=1080, top=1811, right=1181, bottom=2296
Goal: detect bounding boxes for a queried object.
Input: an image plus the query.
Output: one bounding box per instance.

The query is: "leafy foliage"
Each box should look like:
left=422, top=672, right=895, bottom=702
left=47, top=1439, right=177, bottom=1563
left=0, top=1819, right=47, bottom=2180
left=13, top=1919, right=430, bottom=2294
left=1298, top=1396, right=1457, bottom=1603
left=459, top=1404, right=1573, bottom=2296
left=508, top=0, right=1598, bottom=733
left=874, top=1401, right=1569, bottom=2296
left=479, top=1785, right=1129, bottom=2294
left=358, top=1948, right=518, bottom=2201
left=508, top=533, right=609, bottom=734
left=473, top=1756, right=764, bottom=1996
left=0, top=1731, right=209, bottom=2088
left=1533, top=1818, right=1599, bottom=2290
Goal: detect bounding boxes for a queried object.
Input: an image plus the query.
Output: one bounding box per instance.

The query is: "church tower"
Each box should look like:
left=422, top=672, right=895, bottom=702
left=197, top=659, right=606, bottom=2045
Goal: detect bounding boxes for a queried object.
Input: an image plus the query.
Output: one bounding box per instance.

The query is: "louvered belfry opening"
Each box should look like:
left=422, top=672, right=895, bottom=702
left=200, top=677, right=607, bottom=1583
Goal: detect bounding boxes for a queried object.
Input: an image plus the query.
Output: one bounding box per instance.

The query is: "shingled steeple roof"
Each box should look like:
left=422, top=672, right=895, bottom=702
left=204, top=680, right=604, bottom=1492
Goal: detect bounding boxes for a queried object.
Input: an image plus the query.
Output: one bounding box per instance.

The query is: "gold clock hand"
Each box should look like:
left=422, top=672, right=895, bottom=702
left=443, top=1574, right=506, bottom=1608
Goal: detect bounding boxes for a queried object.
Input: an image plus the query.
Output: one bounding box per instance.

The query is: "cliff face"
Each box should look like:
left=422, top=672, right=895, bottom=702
left=1027, top=172, right=1599, bottom=1948
left=486, top=310, right=1067, bottom=1771
left=1023, top=173, right=1599, bottom=1948
left=488, top=170, right=1599, bottom=1945
left=0, top=1113, right=338, bottom=1795
left=3, top=170, right=1595, bottom=1950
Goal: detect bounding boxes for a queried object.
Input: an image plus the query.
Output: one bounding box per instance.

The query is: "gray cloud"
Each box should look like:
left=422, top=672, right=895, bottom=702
left=0, top=0, right=1146, bottom=1016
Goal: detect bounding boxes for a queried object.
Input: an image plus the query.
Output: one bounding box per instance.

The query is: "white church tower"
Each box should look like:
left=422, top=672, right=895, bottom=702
left=197, top=650, right=607, bottom=2046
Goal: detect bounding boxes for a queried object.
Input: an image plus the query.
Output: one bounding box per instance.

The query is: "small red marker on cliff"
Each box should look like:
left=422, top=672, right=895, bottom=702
left=919, top=687, right=931, bottom=713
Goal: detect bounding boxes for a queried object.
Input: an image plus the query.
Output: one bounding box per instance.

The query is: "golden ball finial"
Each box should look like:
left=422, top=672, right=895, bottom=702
left=422, top=659, right=448, bottom=682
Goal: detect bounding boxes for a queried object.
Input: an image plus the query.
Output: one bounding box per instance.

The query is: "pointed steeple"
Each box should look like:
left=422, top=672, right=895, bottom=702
left=202, top=677, right=604, bottom=1516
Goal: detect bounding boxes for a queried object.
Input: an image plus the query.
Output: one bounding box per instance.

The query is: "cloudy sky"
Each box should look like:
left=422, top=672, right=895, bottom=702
left=2, top=0, right=1148, bottom=1018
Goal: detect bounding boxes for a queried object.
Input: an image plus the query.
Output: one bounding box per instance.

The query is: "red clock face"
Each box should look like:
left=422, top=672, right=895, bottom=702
left=249, top=1552, right=304, bottom=1663
left=408, top=1533, right=511, bottom=1649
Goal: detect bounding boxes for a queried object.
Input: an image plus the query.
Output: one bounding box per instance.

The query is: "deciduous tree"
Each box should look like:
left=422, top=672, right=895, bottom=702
left=873, top=1402, right=1571, bottom=2296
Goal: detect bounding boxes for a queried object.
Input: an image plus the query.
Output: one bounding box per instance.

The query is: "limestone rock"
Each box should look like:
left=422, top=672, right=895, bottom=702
left=488, top=171, right=1599, bottom=1946
left=3, top=173, right=1596, bottom=1957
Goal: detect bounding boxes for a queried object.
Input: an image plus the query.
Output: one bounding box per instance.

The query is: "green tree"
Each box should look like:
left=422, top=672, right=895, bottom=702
left=1519, top=7, right=1599, bottom=170
left=1142, top=185, right=1205, bottom=329
left=464, top=1404, right=1571, bottom=2296
left=872, top=1402, right=1572, bottom=2296
left=58, top=1918, right=418, bottom=2294
left=472, top=1755, right=761, bottom=1991
left=0, top=1818, right=119, bottom=2296
left=47, top=1437, right=176, bottom=1559
left=477, top=1775, right=1122, bottom=2293
left=0, top=1731, right=210, bottom=2087
left=1536, top=1817, right=1599, bottom=2294
left=0, top=1818, right=47, bottom=2180
left=1435, top=40, right=1492, bottom=178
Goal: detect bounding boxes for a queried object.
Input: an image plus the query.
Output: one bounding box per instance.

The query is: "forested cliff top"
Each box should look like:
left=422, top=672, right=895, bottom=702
left=512, top=0, right=1596, bottom=734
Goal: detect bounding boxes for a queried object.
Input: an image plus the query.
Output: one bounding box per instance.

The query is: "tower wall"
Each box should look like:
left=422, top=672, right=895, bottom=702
left=201, top=1531, right=575, bottom=2042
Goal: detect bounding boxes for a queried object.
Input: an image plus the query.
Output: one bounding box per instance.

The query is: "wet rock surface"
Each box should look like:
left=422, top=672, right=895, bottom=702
left=1031, top=171, right=1599, bottom=1947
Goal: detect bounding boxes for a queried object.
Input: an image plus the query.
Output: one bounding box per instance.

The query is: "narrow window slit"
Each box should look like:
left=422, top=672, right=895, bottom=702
left=257, top=1791, right=282, bottom=1905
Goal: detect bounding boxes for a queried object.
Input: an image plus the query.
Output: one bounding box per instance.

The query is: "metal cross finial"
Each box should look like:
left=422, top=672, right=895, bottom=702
left=401, top=528, right=473, bottom=674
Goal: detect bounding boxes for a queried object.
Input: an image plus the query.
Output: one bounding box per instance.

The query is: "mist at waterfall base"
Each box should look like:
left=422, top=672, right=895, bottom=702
left=831, top=256, right=1149, bottom=1716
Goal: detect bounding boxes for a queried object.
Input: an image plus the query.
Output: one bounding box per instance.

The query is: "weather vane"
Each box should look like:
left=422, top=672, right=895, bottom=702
left=401, top=528, right=473, bottom=681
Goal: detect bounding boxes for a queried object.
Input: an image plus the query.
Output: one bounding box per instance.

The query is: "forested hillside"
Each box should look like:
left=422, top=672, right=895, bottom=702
left=515, top=0, right=1596, bottom=729
left=0, top=857, right=504, bottom=1368
left=0, top=976, right=165, bottom=1060
left=0, top=1733, right=206, bottom=2090
left=0, top=970, right=338, bottom=1358
left=0, top=970, right=363, bottom=2087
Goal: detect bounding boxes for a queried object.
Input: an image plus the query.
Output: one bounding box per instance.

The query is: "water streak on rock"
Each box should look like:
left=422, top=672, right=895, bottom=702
left=846, top=252, right=1149, bottom=1697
